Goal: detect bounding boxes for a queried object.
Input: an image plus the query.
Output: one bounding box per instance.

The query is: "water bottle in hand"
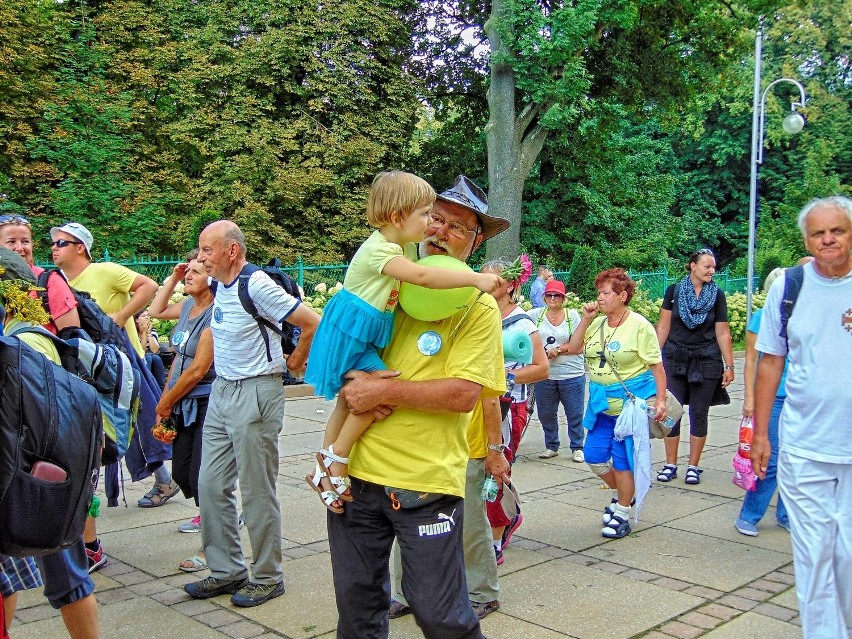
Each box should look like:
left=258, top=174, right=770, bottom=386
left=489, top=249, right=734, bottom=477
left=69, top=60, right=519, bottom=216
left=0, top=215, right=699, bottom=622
left=482, top=475, right=499, bottom=502
left=647, top=405, right=676, bottom=429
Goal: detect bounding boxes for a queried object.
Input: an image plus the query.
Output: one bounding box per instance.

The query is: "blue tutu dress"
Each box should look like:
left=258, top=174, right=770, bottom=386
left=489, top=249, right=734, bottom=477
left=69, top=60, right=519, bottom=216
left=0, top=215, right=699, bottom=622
left=305, top=288, right=394, bottom=399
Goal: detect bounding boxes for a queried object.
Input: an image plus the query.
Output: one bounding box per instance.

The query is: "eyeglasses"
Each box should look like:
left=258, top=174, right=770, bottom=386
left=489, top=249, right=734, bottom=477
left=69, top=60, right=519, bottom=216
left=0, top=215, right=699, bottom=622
left=429, top=213, right=479, bottom=240
left=0, top=214, right=30, bottom=227
left=544, top=293, right=564, bottom=299
left=51, top=239, right=83, bottom=248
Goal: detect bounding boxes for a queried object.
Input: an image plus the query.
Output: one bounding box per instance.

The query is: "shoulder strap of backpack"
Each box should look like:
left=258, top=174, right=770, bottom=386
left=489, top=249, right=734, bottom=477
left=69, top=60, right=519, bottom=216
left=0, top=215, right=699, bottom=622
left=779, top=265, right=805, bottom=346
left=237, top=263, right=283, bottom=362
left=502, top=313, right=529, bottom=330
left=7, top=323, right=76, bottom=364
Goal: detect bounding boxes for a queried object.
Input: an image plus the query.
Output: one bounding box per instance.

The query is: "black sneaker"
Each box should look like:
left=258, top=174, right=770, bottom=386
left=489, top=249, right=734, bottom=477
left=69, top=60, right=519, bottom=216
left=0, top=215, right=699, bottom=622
left=471, top=599, right=500, bottom=619
left=230, top=581, right=285, bottom=607
left=184, top=576, right=249, bottom=599
left=389, top=598, right=412, bottom=619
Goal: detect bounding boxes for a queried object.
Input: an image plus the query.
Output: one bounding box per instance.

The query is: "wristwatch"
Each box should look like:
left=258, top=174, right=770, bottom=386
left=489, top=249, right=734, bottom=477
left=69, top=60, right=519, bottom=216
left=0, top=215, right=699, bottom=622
left=724, top=364, right=734, bottom=371
left=487, top=443, right=507, bottom=453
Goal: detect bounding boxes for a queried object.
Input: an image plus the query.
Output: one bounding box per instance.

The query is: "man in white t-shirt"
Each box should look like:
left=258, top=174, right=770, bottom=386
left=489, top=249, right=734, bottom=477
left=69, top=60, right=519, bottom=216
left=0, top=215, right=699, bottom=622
left=753, top=195, right=852, bottom=638
left=184, top=220, right=319, bottom=608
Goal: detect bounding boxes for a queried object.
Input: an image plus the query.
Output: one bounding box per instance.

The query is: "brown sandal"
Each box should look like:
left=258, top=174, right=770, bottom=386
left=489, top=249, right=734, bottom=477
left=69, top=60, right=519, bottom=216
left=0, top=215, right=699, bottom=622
left=138, top=480, right=179, bottom=507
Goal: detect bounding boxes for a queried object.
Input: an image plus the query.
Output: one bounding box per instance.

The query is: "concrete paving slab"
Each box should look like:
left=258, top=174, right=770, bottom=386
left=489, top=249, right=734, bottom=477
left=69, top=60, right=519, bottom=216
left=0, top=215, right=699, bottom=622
left=231, top=553, right=339, bottom=639
left=585, top=526, right=790, bottom=591
left=700, top=610, right=801, bottom=638
left=102, top=520, right=251, bottom=577
left=497, top=558, right=702, bottom=638
left=11, top=596, right=229, bottom=639
left=769, top=587, right=799, bottom=611
left=664, top=501, right=794, bottom=555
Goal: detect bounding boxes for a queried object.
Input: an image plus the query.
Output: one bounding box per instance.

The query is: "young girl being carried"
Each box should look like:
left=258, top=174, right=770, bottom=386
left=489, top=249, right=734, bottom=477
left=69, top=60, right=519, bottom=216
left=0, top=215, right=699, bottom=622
left=304, top=170, right=500, bottom=513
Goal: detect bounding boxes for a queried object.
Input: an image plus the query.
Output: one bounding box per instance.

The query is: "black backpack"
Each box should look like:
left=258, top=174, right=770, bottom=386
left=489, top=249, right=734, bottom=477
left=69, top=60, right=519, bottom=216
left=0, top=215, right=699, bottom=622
left=0, top=336, right=103, bottom=556
left=36, top=269, right=136, bottom=360
left=236, top=259, right=303, bottom=362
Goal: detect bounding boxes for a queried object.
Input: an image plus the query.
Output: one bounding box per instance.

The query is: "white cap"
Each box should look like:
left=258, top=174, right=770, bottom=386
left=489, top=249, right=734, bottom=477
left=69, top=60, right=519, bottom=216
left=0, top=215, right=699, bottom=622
left=50, top=222, right=93, bottom=258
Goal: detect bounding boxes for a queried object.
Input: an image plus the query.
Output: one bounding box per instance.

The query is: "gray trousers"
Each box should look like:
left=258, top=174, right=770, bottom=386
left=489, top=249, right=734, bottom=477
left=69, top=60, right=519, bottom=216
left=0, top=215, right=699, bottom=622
left=393, top=458, right=499, bottom=604
left=199, top=374, right=284, bottom=585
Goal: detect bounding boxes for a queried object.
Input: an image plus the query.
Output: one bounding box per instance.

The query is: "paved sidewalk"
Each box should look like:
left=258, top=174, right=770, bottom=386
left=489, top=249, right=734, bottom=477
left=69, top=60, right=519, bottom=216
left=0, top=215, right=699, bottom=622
left=12, top=361, right=802, bottom=638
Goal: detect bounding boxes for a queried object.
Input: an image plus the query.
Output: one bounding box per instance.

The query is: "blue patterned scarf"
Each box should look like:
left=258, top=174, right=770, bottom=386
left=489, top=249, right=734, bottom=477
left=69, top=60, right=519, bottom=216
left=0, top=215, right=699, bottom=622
left=676, top=275, right=718, bottom=329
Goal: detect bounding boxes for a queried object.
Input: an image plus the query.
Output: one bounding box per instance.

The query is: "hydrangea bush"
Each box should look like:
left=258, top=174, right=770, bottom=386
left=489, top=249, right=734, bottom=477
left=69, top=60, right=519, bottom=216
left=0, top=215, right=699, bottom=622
left=519, top=281, right=765, bottom=345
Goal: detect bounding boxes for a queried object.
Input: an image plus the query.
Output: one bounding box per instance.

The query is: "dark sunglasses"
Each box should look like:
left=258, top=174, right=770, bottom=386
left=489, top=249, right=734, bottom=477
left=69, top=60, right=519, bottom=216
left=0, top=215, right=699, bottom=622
left=51, top=239, right=83, bottom=248
left=544, top=293, right=564, bottom=298
left=0, top=214, right=31, bottom=226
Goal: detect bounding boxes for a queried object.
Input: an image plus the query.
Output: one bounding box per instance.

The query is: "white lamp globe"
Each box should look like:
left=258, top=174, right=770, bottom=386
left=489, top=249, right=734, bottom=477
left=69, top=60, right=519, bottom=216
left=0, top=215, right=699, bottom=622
left=782, top=111, right=806, bottom=135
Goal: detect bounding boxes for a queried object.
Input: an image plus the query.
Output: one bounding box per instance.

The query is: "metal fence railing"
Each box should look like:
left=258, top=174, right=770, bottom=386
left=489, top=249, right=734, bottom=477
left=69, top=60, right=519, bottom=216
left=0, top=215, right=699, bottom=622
left=36, top=257, right=758, bottom=301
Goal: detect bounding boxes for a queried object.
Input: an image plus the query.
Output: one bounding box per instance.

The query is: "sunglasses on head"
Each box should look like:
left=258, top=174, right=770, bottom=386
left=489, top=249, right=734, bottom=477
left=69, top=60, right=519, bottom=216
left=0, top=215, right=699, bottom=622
left=696, top=248, right=714, bottom=256
left=0, top=214, right=31, bottom=227
left=51, top=239, right=83, bottom=248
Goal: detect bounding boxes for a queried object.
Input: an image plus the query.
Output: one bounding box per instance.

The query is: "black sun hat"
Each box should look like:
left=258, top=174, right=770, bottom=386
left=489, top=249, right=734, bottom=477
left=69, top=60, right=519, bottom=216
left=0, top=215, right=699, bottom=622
left=436, top=176, right=511, bottom=241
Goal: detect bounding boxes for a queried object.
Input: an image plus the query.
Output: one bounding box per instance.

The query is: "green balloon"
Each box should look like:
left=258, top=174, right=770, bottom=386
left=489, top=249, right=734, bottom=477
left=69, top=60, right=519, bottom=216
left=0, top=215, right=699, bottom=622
left=398, top=255, right=476, bottom=321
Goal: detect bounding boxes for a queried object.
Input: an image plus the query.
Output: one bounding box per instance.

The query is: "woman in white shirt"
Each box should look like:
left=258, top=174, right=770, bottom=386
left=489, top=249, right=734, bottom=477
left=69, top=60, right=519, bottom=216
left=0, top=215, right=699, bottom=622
left=527, top=280, right=586, bottom=462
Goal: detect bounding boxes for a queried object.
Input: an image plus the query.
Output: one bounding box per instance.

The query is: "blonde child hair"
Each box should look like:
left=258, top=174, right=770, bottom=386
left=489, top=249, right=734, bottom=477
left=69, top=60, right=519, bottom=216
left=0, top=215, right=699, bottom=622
left=366, top=171, right=436, bottom=227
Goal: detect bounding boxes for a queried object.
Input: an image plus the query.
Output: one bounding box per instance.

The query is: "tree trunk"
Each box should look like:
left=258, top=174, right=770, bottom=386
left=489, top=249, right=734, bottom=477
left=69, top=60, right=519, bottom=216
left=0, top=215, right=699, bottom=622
left=483, top=0, right=549, bottom=260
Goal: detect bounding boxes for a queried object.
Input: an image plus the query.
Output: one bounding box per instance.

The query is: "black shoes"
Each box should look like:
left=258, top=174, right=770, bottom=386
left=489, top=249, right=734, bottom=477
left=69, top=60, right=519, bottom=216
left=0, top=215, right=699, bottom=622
left=184, top=576, right=249, bottom=599
left=230, top=581, right=286, bottom=607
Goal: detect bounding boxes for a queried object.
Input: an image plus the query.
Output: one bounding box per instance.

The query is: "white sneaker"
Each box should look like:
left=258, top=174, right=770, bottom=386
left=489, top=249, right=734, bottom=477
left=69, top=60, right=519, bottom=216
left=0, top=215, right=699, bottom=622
left=539, top=449, right=559, bottom=459
left=572, top=450, right=585, bottom=463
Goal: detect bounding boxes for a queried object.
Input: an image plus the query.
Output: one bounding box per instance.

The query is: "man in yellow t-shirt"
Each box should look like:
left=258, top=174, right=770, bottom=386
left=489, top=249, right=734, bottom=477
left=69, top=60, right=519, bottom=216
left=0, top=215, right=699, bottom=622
left=49, top=223, right=157, bottom=357
left=334, top=176, right=509, bottom=638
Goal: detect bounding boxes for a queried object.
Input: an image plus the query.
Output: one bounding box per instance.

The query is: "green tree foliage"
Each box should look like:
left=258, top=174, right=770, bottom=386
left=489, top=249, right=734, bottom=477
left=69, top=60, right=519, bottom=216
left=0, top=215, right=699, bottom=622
left=27, top=25, right=168, bottom=259
left=3, top=0, right=422, bottom=263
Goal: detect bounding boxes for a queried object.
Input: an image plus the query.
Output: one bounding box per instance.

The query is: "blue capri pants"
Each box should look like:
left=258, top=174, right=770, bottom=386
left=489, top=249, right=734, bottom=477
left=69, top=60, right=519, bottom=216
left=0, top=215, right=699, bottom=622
left=583, top=413, right=631, bottom=471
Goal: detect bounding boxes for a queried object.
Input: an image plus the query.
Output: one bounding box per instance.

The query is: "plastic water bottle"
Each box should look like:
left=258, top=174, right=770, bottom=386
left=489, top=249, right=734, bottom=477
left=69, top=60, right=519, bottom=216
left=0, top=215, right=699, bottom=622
left=481, top=475, right=499, bottom=502
left=646, top=405, right=676, bottom=429
left=738, top=417, right=754, bottom=459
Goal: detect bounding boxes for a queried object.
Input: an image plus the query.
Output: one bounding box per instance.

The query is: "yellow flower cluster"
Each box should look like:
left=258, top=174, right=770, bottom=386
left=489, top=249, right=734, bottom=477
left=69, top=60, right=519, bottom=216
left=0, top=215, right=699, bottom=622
left=0, top=265, right=51, bottom=326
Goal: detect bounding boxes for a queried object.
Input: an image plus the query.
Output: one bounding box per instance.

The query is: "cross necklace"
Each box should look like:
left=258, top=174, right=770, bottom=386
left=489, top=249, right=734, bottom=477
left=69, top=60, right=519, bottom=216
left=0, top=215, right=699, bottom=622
left=597, top=310, right=628, bottom=368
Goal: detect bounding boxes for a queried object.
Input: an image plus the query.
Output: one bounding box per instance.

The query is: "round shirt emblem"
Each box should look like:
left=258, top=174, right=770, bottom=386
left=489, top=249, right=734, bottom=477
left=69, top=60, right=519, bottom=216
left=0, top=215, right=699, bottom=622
left=608, top=340, right=621, bottom=352
left=417, top=331, right=442, bottom=356
left=214, top=306, right=223, bottom=323
left=172, top=331, right=186, bottom=346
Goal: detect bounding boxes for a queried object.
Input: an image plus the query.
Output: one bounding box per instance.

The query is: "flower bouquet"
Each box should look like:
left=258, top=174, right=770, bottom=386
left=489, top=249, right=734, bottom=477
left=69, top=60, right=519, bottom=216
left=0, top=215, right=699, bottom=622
left=500, top=254, right=533, bottom=285
left=152, top=417, right=177, bottom=444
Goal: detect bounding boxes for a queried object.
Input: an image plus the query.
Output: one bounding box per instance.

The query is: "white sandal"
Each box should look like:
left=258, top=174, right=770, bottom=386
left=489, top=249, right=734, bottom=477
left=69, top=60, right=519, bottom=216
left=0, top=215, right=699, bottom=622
left=305, top=462, right=344, bottom=514
left=318, top=445, right=353, bottom=502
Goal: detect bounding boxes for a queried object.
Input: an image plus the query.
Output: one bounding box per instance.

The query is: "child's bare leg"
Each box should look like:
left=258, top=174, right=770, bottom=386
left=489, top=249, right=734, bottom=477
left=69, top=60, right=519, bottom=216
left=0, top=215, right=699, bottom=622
left=309, top=397, right=352, bottom=510
left=326, top=410, right=376, bottom=493
left=322, top=397, right=351, bottom=448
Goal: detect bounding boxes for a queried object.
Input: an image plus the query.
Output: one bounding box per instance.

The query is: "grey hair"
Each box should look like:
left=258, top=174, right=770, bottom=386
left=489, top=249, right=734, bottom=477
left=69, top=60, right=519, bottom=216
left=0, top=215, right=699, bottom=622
left=797, top=196, right=852, bottom=239
left=763, top=267, right=785, bottom=291
left=222, top=224, right=247, bottom=258
left=481, top=257, right=521, bottom=303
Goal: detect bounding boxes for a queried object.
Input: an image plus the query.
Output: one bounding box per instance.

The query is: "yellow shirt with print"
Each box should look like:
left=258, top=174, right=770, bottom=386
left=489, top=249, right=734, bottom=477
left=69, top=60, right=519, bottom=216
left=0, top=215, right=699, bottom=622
left=69, top=262, right=144, bottom=356
left=583, top=312, right=661, bottom=414
left=349, top=290, right=505, bottom=497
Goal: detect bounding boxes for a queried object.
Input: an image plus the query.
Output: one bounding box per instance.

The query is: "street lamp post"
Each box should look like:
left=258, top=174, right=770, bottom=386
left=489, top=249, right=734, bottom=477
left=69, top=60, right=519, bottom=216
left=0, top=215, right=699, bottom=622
left=746, top=26, right=807, bottom=325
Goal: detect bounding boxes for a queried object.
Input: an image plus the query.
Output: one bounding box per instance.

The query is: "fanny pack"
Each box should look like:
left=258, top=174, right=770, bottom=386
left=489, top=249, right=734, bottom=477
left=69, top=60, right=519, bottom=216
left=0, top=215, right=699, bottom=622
left=384, top=486, right=443, bottom=510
